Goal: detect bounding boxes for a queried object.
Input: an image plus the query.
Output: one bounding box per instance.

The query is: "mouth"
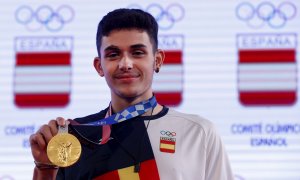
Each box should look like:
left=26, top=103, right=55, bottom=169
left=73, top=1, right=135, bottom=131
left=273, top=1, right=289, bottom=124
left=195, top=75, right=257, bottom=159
left=114, top=73, right=140, bottom=82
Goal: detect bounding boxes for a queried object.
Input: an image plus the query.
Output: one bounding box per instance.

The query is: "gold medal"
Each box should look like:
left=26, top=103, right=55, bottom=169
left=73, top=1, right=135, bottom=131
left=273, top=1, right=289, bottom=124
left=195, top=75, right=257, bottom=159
left=47, top=122, right=82, bottom=167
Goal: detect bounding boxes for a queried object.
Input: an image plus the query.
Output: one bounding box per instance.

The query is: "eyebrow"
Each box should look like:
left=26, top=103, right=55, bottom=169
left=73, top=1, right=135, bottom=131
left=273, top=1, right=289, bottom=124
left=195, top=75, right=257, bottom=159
left=130, top=44, right=147, bottom=49
left=104, top=45, right=120, bottom=52
left=104, top=44, right=147, bottom=52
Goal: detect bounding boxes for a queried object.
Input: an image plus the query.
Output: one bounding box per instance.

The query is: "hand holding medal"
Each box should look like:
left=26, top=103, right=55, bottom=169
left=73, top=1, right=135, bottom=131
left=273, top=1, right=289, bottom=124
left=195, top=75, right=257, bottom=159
left=47, top=121, right=82, bottom=167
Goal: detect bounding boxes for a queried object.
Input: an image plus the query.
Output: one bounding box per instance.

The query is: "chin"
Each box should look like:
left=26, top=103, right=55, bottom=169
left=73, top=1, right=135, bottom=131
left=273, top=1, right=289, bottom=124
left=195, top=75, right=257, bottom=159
left=118, top=87, right=150, bottom=99
left=117, top=89, right=140, bottom=98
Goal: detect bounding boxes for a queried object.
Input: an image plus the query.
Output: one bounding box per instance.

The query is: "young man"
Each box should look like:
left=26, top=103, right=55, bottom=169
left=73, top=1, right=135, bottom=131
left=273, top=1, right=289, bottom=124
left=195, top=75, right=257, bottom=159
left=30, top=8, right=234, bottom=180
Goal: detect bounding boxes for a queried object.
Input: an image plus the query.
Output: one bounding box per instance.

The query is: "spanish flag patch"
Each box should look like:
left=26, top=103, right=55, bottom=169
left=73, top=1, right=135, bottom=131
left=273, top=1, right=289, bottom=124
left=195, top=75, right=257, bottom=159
left=160, top=137, right=176, bottom=153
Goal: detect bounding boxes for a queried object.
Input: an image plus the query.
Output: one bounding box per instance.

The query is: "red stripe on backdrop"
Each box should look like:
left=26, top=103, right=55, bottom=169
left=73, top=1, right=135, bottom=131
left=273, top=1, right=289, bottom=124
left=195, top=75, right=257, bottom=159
left=164, top=51, right=182, bottom=64
left=160, top=140, right=175, bottom=145
left=239, top=91, right=296, bottom=105
left=239, top=49, right=295, bottom=63
left=16, top=52, right=71, bottom=65
left=139, top=159, right=160, bottom=180
left=155, top=92, right=182, bottom=106
left=93, top=170, right=120, bottom=180
left=15, top=93, right=69, bottom=107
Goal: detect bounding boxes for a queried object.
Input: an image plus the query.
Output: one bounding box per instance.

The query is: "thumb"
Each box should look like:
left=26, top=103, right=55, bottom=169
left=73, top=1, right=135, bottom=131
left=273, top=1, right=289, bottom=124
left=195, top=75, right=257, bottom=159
left=56, top=117, right=67, bottom=127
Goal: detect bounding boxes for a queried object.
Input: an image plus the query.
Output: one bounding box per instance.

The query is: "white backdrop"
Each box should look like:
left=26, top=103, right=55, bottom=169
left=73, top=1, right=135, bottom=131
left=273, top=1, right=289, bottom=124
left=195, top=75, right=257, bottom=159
left=0, top=0, right=300, bottom=179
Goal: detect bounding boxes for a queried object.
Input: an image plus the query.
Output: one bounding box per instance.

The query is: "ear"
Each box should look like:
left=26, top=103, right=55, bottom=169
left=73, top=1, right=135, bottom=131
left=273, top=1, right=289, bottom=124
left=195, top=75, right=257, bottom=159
left=94, top=57, right=104, bottom=77
left=154, top=49, right=165, bottom=72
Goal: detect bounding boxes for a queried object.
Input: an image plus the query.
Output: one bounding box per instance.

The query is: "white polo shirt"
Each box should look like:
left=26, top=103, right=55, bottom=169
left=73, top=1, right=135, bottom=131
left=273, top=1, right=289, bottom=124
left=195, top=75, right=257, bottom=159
left=147, top=109, right=234, bottom=180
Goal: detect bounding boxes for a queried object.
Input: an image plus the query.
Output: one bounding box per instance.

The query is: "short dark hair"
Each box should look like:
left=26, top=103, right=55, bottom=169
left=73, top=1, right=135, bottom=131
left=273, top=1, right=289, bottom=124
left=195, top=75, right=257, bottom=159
left=96, top=8, right=158, bottom=56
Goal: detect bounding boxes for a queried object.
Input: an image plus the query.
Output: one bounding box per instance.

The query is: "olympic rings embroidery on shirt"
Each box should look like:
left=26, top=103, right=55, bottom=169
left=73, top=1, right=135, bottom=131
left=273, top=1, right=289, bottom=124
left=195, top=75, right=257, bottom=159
left=160, top=130, right=176, bottom=137
left=236, top=1, right=297, bottom=29
left=127, top=3, right=185, bottom=30
left=15, top=5, right=75, bottom=32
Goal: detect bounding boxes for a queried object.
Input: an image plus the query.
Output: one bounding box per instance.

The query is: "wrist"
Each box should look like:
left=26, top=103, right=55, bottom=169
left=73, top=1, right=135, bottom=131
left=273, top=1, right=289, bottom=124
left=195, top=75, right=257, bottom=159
left=33, top=164, right=58, bottom=180
left=34, top=161, right=59, bottom=170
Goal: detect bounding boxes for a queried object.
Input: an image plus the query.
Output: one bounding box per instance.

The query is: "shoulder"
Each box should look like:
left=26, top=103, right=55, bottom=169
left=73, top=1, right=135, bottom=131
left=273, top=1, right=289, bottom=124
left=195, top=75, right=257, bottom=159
left=164, top=108, right=217, bottom=136
left=73, top=107, right=108, bottom=124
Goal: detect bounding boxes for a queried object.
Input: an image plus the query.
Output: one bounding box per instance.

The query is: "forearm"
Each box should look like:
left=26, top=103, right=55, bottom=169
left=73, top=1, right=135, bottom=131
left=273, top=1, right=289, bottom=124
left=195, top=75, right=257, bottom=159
left=33, top=167, right=58, bottom=180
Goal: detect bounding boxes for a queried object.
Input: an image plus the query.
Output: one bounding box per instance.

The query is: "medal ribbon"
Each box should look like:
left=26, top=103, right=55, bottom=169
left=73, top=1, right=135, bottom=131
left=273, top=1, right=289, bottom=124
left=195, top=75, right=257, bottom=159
left=68, top=96, right=157, bottom=146
left=99, top=104, right=112, bottom=144
left=84, top=96, right=157, bottom=126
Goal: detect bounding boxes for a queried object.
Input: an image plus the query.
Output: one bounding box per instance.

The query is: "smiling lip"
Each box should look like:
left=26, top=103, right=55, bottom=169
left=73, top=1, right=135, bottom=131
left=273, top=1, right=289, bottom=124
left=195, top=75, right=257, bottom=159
left=114, top=73, right=140, bottom=82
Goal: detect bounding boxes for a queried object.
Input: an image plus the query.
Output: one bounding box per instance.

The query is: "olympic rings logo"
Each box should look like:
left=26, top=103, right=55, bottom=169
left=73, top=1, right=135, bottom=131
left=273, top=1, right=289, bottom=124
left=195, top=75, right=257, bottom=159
left=236, top=1, right=297, bottom=29
left=160, top=130, right=176, bottom=137
left=127, top=3, right=185, bottom=30
left=15, top=5, right=75, bottom=32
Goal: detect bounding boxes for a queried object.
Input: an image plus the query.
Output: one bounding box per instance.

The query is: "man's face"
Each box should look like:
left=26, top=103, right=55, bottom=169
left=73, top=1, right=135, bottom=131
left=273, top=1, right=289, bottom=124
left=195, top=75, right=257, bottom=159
left=95, top=29, right=163, bottom=100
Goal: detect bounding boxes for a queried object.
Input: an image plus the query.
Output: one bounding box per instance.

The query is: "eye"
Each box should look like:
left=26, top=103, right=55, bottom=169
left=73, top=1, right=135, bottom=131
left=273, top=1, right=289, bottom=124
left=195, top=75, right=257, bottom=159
left=105, top=51, right=120, bottom=59
left=132, top=50, right=145, bottom=57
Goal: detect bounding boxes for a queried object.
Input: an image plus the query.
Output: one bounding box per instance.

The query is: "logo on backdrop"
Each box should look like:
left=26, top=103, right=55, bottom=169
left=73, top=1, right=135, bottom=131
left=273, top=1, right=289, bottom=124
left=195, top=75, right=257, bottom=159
left=236, top=1, right=297, bottom=106
left=236, top=1, right=297, bottom=29
left=127, top=3, right=184, bottom=31
left=14, top=5, right=74, bottom=108
left=15, top=5, right=74, bottom=32
left=127, top=3, right=185, bottom=106
left=154, top=35, right=184, bottom=106
left=14, top=37, right=72, bottom=107
left=237, top=33, right=297, bottom=106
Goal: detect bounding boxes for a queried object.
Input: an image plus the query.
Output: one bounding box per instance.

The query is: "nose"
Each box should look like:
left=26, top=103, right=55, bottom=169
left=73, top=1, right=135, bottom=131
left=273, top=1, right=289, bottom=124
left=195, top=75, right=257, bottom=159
left=119, top=54, right=133, bottom=71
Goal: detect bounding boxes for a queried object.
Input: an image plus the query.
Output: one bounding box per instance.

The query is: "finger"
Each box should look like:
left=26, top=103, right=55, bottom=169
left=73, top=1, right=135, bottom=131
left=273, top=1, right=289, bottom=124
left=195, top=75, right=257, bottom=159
left=39, top=125, right=53, bottom=144
left=32, top=132, right=46, bottom=149
left=48, top=119, right=58, bottom=136
left=29, top=133, right=38, bottom=147
left=56, top=117, right=66, bottom=126
left=30, top=133, right=49, bottom=163
left=29, top=134, right=40, bottom=159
